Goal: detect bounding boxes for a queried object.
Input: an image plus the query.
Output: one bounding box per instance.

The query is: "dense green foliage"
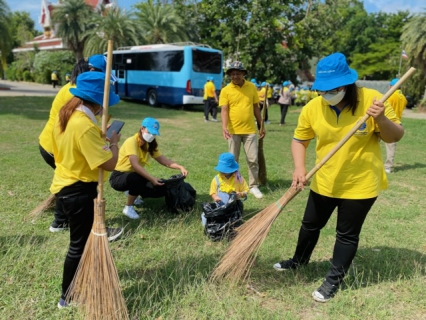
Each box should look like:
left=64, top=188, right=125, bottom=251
left=4, top=0, right=426, bottom=101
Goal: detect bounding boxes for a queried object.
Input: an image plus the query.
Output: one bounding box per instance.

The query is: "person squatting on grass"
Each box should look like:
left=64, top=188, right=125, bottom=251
left=50, top=72, right=121, bottom=309
left=219, top=61, right=265, bottom=199
left=39, top=54, right=115, bottom=233
left=384, top=78, right=407, bottom=174
left=273, top=53, right=404, bottom=302
left=109, top=117, right=188, bottom=220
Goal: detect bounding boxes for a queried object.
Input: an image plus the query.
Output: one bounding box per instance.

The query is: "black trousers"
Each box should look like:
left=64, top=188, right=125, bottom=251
left=293, top=190, right=376, bottom=286
left=204, top=98, right=217, bottom=120
left=39, top=144, right=67, bottom=224
left=279, top=104, right=289, bottom=124
left=109, top=171, right=167, bottom=199
left=57, top=182, right=97, bottom=299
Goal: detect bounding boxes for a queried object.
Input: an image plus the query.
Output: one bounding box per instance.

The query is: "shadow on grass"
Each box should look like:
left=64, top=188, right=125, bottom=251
left=394, top=162, right=426, bottom=172
left=254, top=246, right=425, bottom=292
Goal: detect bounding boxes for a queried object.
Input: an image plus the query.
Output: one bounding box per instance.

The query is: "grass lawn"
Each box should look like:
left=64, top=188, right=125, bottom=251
left=0, top=97, right=425, bottom=319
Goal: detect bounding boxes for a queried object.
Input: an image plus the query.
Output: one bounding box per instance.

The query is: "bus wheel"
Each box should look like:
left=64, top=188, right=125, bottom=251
left=147, top=89, right=158, bottom=107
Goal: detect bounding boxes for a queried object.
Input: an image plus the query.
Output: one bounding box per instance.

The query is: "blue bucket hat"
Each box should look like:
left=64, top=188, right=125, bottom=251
left=390, top=78, right=399, bottom=86
left=251, top=78, right=257, bottom=83
left=208, top=76, right=214, bottom=81
left=214, top=152, right=239, bottom=174
left=69, top=72, right=120, bottom=107
left=141, top=117, right=160, bottom=136
left=312, top=53, right=358, bottom=91
left=88, top=54, right=106, bottom=72
left=261, top=81, right=267, bottom=87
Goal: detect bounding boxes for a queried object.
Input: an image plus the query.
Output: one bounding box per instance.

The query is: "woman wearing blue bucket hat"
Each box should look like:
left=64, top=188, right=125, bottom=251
left=273, top=53, right=404, bottom=302
left=109, top=117, right=188, bottom=219
left=50, top=71, right=121, bottom=308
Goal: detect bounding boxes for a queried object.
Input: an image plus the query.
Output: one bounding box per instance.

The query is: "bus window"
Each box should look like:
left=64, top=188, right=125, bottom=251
left=192, top=49, right=222, bottom=74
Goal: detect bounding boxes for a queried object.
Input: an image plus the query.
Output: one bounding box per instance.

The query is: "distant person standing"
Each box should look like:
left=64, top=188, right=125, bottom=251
left=278, top=81, right=292, bottom=125
left=219, top=61, right=265, bottom=199
left=51, top=71, right=59, bottom=88
left=65, top=73, right=71, bottom=83
left=204, top=76, right=219, bottom=122
left=258, top=82, right=269, bottom=124
left=384, top=78, right=407, bottom=173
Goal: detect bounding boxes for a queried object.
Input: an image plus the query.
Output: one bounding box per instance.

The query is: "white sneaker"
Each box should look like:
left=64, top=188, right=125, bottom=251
left=123, top=206, right=140, bottom=219
left=385, top=168, right=391, bottom=174
left=250, top=187, right=263, bottom=199
left=211, top=118, right=218, bottom=122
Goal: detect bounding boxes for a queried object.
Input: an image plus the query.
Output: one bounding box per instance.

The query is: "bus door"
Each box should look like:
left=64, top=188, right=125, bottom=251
left=115, top=63, right=128, bottom=97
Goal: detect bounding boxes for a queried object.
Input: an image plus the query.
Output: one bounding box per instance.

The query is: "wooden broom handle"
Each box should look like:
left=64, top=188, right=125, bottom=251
left=97, top=40, right=114, bottom=200
left=305, top=67, right=416, bottom=181
left=260, top=85, right=268, bottom=132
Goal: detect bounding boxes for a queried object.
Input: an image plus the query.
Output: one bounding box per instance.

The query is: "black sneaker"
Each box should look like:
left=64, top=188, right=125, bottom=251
left=312, top=280, right=339, bottom=302
left=273, top=258, right=300, bottom=271
left=49, top=221, right=69, bottom=233
left=106, top=227, right=123, bottom=242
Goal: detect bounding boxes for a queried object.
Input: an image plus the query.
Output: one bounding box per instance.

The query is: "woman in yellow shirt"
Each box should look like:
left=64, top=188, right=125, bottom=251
left=273, top=53, right=404, bottom=303
left=109, top=117, right=188, bottom=219
left=51, top=72, right=121, bottom=308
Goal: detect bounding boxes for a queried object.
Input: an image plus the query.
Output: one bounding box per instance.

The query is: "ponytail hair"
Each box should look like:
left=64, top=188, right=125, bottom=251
left=58, top=97, right=83, bottom=133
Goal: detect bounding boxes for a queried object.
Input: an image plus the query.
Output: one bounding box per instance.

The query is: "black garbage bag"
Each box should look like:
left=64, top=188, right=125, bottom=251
left=163, top=174, right=196, bottom=213
left=202, top=193, right=243, bottom=241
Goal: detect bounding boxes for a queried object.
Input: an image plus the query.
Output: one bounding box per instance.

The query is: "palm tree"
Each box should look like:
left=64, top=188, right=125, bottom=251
left=0, top=0, right=12, bottom=74
left=401, top=11, right=426, bottom=99
left=52, top=0, right=95, bottom=61
left=84, top=6, right=141, bottom=56
left=134, top=0, right=188, bottom=44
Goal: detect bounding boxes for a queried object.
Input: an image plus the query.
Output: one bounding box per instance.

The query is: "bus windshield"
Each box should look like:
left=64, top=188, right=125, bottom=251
left=192, top=48, right=222, bottom=74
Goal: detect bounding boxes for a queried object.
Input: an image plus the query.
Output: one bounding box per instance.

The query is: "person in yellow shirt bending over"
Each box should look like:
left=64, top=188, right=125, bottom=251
left=273, top=53, right=404, bottom=303
left=219, top=61, right=265, bottom=199
left=109, top=117, right=188, bottom=219
left=384, top=78, right=408, bottom=173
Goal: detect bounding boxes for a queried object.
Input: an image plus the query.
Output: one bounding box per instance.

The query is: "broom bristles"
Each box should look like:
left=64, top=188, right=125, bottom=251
left=28, top=193, right=56, bottom=218
left=66, top=199, right=129, bottom=320
left=211, top=187, right=301, bottom=283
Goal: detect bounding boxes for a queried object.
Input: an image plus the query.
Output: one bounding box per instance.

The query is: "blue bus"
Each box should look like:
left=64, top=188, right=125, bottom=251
left=111, top=42, right=223, bottom=106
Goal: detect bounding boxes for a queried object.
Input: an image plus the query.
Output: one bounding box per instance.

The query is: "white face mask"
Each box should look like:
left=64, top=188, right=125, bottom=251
left=142, top=132, right=155, bottom=143
left=323, top=89, right=346, bottom=106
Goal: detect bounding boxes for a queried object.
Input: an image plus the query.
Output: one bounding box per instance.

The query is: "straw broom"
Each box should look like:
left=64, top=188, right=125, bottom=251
left=211, top=67, right=416, bottom=283
left=28, top=194, right=56, bottom=218
left=65, top=40, right=129, bottom=319
left=258, top=85, right=268, bottom=185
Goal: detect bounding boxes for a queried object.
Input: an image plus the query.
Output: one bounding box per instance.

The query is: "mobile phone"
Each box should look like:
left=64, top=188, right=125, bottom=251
left=106, top=120, right=125, bottom=139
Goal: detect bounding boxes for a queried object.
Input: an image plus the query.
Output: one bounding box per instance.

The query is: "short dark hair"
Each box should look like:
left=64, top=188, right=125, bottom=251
left=70, top=59, right=90, bottom=85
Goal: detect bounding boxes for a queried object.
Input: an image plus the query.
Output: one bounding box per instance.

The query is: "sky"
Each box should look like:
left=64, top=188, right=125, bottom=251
left=5, top=0, right=425, bottom=32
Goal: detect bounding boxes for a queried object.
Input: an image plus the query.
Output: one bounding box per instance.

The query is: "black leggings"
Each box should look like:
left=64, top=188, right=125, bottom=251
left=57, top=183, right=97, bottom=299
left=292, top=190, right=376, bottom=286
left=279, top=104, right=289, bottom=124
left=109, top=171, right=167, bottom=199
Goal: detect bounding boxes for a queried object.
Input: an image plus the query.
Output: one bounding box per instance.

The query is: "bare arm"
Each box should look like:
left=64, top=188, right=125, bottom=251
left=155, top=155, right=188, bottom=176
left=367, top=98, right=404, bottom=143
left=221, top=104, right=231, bottom=139
left=291, top=139, right=310, bottom=189
left=99, top=131, right=120, bottom=171
left=128, top=155, right=164, bottom=186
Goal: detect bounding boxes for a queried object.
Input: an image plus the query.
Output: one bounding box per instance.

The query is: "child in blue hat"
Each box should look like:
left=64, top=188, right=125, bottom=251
left=209, top=152, right=249, bottom=205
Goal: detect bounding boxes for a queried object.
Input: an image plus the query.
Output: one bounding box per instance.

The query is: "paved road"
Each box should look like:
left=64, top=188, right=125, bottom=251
left=0, top=79, right=60, bottom=97
left=1, top=80, right=425, bottom=120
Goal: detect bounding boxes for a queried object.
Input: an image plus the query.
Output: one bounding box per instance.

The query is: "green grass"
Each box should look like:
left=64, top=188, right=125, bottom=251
left=1, top=97, right=425, bottom=319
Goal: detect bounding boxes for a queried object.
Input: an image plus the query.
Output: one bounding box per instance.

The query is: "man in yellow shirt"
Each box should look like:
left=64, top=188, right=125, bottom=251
left=51, top=71, right=59, bottom=88
left=384, top=78, right=408, bottom=173
left=219, top=61, right=265, bottom=199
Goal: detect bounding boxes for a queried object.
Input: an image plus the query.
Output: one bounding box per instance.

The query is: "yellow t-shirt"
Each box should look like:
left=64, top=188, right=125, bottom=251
left=267, top=87, right=273, bottom=98
left=51, top=73, right=58, bottom=81
left=205, top=81, right=216, bottom=98
left=219, top=80, right=260, bottom=135
left=203, top=82, right=208, bottom=100
left=50, top=111, right=112, bottom=194
left=114, top=133, right=162, bottom=172
left=39, top=82, right=75, bottom=153
left=387, top=90, right=407, bottom=120
left=258, top=87, right=266, bottom=101
left=294, top=87, right=400, bottom=199
left=209, top=172, right=249, bottom=195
